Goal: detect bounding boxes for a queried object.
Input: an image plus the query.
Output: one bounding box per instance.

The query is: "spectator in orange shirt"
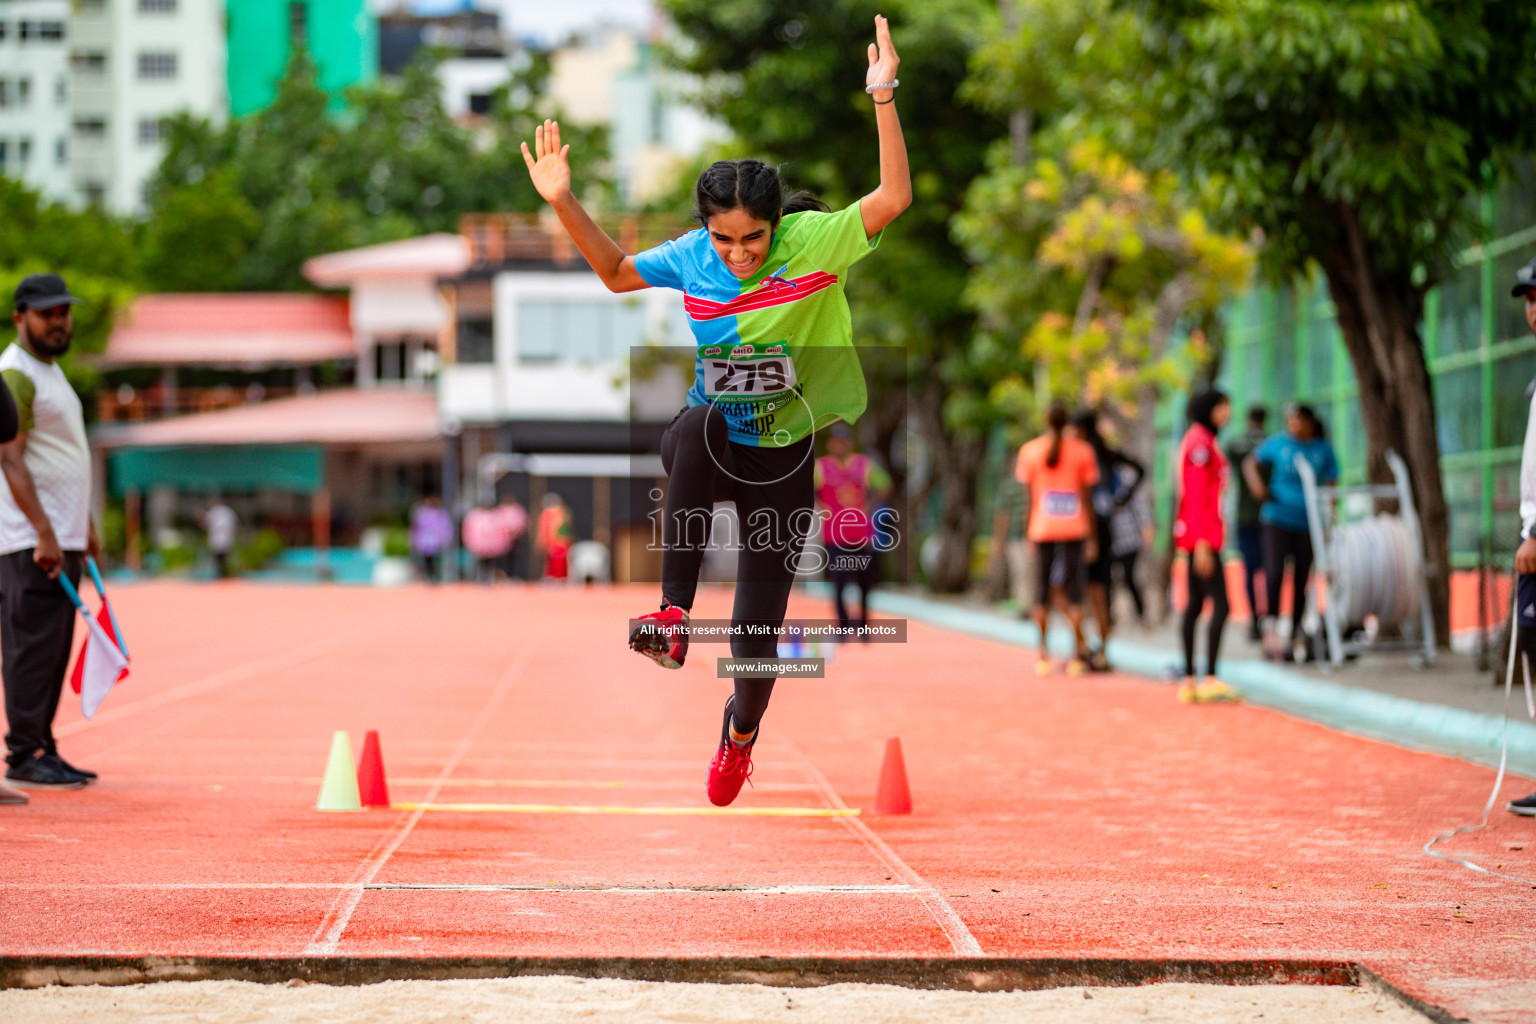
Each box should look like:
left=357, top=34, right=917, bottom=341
left=1015, top=403, right=1100, bottom=676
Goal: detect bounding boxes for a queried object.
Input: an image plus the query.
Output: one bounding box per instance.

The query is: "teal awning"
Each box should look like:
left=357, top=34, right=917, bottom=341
left=109, top=445, right=326, bottom=496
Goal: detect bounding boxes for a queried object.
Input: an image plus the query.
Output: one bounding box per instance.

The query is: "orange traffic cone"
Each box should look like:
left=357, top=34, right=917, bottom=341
left=872, top=736, right=912, bottom=814
left=356, top=729, right=391, bottom=809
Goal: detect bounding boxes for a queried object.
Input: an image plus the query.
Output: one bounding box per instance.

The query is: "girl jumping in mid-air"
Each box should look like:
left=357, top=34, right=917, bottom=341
left=521, top=15, right=910, bottom=806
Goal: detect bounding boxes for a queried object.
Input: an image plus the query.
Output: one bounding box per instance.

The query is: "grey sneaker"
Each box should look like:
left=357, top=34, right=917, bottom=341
left=1507, top=791, right=1536, bottom=816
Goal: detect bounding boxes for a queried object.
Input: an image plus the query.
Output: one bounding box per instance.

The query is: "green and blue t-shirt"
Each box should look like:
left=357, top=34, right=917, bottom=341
left=634, top=201, right=879, bottom=447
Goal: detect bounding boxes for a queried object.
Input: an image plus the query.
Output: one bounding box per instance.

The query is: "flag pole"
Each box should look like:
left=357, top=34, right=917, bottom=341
left=83, top=556, right=128, bottom=658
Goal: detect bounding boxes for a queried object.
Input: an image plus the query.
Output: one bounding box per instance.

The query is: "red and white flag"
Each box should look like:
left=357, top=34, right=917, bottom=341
left=70, top=608, right=129, bottom=719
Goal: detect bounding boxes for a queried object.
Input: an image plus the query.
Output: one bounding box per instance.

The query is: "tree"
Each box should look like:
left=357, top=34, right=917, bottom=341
left=957, top=138, right=1254, bottom=463
left=1128, top=0, right=1536, bottom=643
left=139, top=47, right=612, bottom=293
left=662, top=0, right=1013, bottom=591
left=0, top=178, right=137, bottom=398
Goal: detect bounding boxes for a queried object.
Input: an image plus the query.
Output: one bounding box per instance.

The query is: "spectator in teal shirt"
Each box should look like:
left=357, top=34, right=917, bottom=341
left=1243, top=404, right=1338, bottom=661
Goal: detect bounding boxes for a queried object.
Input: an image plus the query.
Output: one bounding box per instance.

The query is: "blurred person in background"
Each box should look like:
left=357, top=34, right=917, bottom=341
left=1071, top=409, right=1145, bottom=671
left=0, top=273, right=99, bottom=791
left=815, top=423, right=891, bottom=640
left=410, top=493, right=452, bottom=583
left=1225, top=405, right=1269, bottom=641
left=204, top=499, right=237, bottom=579
left=1016, top=403, right=1099, bottom=676
left=462, top=504, right=512, bottom=583
left=1505, top=256, right=1536, bottom=817
left=1107, top=460, right=1153, bottom=628
left=1244, top=403, right=1338, bottom=662
left=1173, top=389, right=1241, bottom=703
left=537, top=493, right=573, bottom=581
left=495, top=494, right=529, bottom=581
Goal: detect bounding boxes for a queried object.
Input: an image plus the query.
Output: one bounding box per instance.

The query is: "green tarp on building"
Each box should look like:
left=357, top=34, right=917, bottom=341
left=109, top=446, right=326, bottom=497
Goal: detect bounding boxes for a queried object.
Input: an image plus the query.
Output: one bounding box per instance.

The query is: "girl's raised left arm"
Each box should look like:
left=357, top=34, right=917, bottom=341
left=860, top=14, right=912, bottom=239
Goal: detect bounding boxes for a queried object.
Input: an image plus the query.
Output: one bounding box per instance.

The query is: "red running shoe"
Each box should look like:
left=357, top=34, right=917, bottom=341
left=706, top=697, right=756, bottom=807
left=629, top=603, right=689, bottom=669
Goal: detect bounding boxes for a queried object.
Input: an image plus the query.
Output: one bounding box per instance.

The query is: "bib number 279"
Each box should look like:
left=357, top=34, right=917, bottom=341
left=705, top=358, right=796, bottom=397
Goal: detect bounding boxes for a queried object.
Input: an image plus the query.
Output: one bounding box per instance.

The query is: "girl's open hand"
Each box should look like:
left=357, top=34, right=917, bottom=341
left=865, top=14, right=899, bottom=101
left=521, top=119, right=571, bottom=204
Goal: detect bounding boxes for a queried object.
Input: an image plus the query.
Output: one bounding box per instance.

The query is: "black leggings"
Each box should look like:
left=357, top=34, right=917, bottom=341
left=1262, top=523, right=1314, bottom=640
left=1111, top=552, right=1145, bottom=620
left=1182, top=560, right=1230, bottom=678
left=660, top=404, right=814, bottom=733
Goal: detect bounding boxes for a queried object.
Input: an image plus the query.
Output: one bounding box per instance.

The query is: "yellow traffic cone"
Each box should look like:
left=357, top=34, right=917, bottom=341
left=316, top=730, right=362, bottom=811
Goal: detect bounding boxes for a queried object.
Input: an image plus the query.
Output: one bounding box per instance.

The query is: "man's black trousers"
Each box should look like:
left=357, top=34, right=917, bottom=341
left=2, top=549, right=82, bottom=767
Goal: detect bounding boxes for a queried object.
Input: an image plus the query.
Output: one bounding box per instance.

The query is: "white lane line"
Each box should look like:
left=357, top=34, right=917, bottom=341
left=0, top=882, right=920, bottom=894
left=55, top=634, right=351, bottom=738
left=784, top=740, right=985, bottom=956
left=366, top=884, right=921, bottom=894
left=302, top=652, right=530, bottom=955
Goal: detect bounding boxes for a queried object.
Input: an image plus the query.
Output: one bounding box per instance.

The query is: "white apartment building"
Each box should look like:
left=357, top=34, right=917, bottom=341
left=0, top=0, right=73, bottom=203
left=69, top=0, right=225, bottom=213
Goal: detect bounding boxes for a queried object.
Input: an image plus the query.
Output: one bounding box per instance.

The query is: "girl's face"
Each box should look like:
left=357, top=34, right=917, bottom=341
left=706, top=207, right=776, bottom=280
left=1212, top=400, right=1232, bottom=430
left=1287, top=411, right=1314, bottom=440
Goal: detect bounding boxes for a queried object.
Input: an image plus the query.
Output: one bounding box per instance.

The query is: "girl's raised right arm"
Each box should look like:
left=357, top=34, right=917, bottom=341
left=522, top=119, right=649, bottom=293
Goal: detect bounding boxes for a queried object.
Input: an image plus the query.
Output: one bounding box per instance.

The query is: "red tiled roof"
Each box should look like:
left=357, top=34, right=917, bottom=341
left=303, top=233, right=470, bottom=285
left=94, top=389, right=440, bottom=448
left=102, top=294, right=354, bottom=368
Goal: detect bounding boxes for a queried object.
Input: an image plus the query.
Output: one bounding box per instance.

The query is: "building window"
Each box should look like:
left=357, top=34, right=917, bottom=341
left=456, top=319, right=495, bottom=365
left=81, top=182, right=106, bottom=206
left=73, top=117, right=107, bottom=138
left=0, top=141, right=8, bottom=168
left=55, top=74, right=67, bottom=105
left=137, top=117, right=168, bottom=145
left=18, top=21, right=33, bottom=41
left=137, top=52, right=177, bottom=80
left=16, top=77, right=29, bottom=107
left=38, top=22, right=65, bottom=41
left=468, top=93, right=493, bottom=116
left=71, top=51, right=108, bottom=73
left=16, top=137, right=29, bottom=165
left=138, top=0, right=178, bottom=12
left=55, top=137, right=66, bottom=165
left=0, top=23, right=8, bottom=42
left=516, top=300, right=645, bottom=365
left=288, top=1, right=306, bottom=43
left=0, top=81, right=8, bottom=109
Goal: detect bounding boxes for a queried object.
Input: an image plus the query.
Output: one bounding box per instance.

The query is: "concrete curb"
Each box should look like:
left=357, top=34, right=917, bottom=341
left=859, top=589, right=1536, bottom=778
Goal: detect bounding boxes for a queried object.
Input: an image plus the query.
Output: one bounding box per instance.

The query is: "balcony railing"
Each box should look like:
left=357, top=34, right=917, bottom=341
left=97, top=385, right=300, bottom=423
left=459, top=213, right=692, bottom=269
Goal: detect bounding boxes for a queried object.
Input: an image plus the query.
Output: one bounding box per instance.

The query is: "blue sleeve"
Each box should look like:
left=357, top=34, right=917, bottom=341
left=1321, top=443, right=1340, bottom=484
left=632, top=234, right=692, bottom=291
left=1254, top=435, right=1278, bottom=466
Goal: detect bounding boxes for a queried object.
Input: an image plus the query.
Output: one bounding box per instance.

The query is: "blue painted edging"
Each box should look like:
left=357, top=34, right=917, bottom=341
left=856, top=587, right=1536, bottom=778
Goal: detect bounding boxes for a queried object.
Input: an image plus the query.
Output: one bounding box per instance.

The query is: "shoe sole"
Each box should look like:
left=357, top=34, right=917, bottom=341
left=5, top=778, right=86, bottom=790
left=630, top=631, right=684, bottom=670
left=1507, top=805, right=1536, bottom=816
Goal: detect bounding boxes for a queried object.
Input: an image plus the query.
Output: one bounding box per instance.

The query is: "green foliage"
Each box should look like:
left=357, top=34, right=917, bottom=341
left=236, top=528, right=285, bottom=572
left=139, top=47, right=612, bottom=293
left=381, top=526, right=412, bottom=559
left=1131, top=0, right=1536, bottom=286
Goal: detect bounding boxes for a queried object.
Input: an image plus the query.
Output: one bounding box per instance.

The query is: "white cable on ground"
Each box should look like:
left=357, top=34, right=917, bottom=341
left=1422, top=587, right=1536, bottom=888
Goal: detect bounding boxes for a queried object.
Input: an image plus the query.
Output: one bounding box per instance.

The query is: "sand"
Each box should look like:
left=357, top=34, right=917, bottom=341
left=0, top=976, right=1433, bottom=1023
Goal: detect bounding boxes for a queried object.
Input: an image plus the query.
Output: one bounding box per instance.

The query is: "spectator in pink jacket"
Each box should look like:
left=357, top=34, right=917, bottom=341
left=1173, top=389, right=1240, bottom=704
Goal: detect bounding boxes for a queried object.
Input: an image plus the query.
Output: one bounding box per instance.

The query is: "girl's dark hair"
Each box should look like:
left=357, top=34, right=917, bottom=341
left=1186, top=388, right=1229, bottom=434
left=693, top=159, right=828, bottom=227
left=1045, top=403, right=1069, bottom=468
left=1290, top=402, right=1326, bottom=439
left=1071, top=408, right=1109, bottom=461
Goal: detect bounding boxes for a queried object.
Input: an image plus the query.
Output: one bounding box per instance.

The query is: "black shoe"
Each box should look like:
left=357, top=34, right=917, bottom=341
left=1247, top=625, right=1263, bottom=643
left=50, top=754, right=96, bottom=782
left=1508, top=791, right=1536, bottom=816
left=5, top=752, right=87, bottom=789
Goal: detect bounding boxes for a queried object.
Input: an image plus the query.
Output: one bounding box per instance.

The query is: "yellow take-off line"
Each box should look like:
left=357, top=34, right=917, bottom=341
left=393, top=801, right=860, bottom=817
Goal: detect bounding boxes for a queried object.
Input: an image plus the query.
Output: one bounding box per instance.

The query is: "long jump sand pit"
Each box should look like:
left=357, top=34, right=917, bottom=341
left=0, top=976, right=1433, bottom=1023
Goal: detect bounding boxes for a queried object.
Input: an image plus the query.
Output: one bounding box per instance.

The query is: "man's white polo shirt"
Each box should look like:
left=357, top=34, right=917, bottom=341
left=0, top=343, right=90, bottom=554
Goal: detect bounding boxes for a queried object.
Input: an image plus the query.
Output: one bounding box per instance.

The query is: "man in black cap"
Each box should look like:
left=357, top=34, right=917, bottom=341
left=0, top=273, right=100, bottom=790
left=1508, top=255, right=1536, bottom=817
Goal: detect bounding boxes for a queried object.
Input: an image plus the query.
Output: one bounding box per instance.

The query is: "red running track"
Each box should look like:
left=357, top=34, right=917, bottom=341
left=1, top=583, right=1533, bottom=1020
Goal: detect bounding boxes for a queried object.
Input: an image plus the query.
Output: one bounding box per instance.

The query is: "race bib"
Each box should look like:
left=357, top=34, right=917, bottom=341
left=703, top=345, right=798, bottom=400
left=1041, top=490, right=1080, bottom=519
